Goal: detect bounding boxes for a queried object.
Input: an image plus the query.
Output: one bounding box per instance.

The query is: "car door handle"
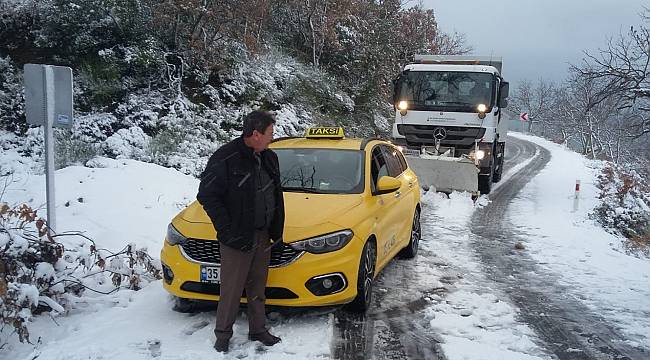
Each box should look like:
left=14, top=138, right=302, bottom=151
left=394, top=191, right=401, bottom=198
left=408, top=182, right=414, bottom=188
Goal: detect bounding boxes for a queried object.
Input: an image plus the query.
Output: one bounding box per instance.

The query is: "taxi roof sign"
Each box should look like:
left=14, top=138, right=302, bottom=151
left=305, top=127, right=345, bottom=139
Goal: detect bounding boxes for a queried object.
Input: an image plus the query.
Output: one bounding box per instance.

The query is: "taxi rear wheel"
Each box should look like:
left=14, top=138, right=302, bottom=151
left=399, top=208, right=421, bottom=259
left=347, top=240, right=376, bottom=313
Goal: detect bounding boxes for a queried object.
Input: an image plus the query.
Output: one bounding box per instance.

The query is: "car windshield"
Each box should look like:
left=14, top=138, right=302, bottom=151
left=275, top=148, right=364, bottom=194
left=398, top=71, right=494, bottom=112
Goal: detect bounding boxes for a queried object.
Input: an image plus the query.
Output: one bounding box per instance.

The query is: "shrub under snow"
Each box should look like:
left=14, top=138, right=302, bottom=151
left=0, top=202, right=161, bottom=347
left=593, top=163, right=650, bottom=256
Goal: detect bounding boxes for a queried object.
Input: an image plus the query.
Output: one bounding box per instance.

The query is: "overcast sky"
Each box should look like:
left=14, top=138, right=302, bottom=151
left=424, top=0, right=647, bottom=87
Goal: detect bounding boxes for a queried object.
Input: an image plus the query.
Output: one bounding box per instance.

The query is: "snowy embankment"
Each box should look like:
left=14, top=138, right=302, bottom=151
left=1, top=153, right=332, bottom=359
left=1, top=132, right=648, bottom=359
left=507, top=133, right=650, bottom=349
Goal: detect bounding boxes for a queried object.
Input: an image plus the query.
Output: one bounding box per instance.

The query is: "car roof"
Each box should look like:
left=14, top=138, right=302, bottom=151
left=271, top=137, right=390, bottom=151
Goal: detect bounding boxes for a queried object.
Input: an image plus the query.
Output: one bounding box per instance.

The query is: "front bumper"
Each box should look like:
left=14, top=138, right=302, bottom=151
left=160, top=236, right=364, bottom=307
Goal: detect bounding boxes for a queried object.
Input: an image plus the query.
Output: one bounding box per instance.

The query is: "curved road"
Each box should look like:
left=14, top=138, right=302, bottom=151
left=471, top=136, right=647, bottom=360
left=333, top=136, right=647, bottom=359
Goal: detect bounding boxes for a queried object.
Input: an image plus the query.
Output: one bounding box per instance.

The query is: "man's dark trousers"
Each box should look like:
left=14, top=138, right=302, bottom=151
left=214, top=230, right=271, bottom=339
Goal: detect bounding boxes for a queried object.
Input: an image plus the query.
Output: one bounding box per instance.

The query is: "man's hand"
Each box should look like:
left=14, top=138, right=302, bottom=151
left=266, top=238, right=285, bottom=251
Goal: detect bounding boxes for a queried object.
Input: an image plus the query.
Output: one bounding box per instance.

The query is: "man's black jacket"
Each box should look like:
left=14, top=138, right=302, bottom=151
left=197, top=137, right=285, bottom=252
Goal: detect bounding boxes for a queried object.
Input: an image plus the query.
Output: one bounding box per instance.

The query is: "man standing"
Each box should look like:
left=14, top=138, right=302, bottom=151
left=197, top=111, right=285, bottom=353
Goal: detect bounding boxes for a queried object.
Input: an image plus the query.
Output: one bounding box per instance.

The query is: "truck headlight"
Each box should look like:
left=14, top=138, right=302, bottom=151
left=290, top=230, right=354, bottom=254
left=477, top=103, right=487, bottom=119
left=166, top=224, right=187, bottom=245
left=475, top=150, right=486, bottom=160
left=398, top=100, right=408, bottom=116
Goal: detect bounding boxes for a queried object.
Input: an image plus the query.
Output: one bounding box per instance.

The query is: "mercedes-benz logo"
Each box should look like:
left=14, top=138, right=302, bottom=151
left=433, top=127, right=447, bottom=140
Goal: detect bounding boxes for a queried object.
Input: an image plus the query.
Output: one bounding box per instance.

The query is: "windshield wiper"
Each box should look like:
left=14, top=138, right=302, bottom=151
left=437, top=101, right=473, bottom=106
left=282, top=186, right=323, bottom=193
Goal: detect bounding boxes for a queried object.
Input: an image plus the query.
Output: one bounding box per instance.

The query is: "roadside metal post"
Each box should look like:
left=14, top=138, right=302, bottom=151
left=24, top=64, right=74, bottom=234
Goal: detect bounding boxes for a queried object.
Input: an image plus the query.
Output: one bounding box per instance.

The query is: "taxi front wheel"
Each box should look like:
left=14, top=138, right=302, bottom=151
left=346, top=241, right=376, bottom=313
left=172, top=296, right=196, bottom=313
left=399, top=208, right=421, bottom=259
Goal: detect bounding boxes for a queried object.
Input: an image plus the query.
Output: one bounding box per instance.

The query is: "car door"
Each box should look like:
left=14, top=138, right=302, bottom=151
left=369, top=145, right=403, bottom=270
left=380, top=145, right=414, bottom=258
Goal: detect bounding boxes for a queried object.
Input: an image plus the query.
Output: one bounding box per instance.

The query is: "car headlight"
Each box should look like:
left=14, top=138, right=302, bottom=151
left=290, top=230, right=354, bottom=254
left=166, top=223, right=187, bottom=245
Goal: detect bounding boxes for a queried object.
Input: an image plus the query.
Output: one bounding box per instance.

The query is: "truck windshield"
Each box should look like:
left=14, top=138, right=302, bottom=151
left=398, top=71, right=495, bottom=112
left=275, top=148, right=364, bottom=194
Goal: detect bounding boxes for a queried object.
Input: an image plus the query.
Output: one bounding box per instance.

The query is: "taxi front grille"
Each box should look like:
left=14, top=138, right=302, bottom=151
left=180, top=282, right=299, bottom=299
left=180, top=239, right=302, bottom=267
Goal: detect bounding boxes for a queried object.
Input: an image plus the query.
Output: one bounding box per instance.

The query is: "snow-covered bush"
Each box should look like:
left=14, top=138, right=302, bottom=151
left=593, top=163, right=650, bottom=256
left=0, top=202, right=161, bottom=346
left=102, top=126, right=151, bottom=160
left=54, top=130, right=100, bottom=169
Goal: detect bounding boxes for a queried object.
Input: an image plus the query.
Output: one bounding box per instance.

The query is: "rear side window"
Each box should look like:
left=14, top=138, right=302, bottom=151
left=396, top=151, right=408, bottom=172
left=381, top=145, right=405, bottom=177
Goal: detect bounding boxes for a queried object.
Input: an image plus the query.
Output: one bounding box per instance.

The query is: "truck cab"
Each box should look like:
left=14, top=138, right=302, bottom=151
left=392, top=55, right=510, bottom=194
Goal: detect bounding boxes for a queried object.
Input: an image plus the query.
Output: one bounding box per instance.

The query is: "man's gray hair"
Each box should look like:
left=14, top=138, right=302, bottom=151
left=242, top=111, right=276, bottom=137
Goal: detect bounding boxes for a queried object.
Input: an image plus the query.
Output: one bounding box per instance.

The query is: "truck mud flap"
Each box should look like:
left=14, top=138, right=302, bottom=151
left=405, top=155, right=479, bottom=194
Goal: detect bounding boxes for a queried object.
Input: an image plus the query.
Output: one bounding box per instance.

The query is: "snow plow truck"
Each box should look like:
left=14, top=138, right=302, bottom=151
left=391, top=55, right=510, bottom=195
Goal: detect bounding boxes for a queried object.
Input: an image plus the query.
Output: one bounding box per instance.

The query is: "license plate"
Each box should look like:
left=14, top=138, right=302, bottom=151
left=200, top=265, right=220, bottom=283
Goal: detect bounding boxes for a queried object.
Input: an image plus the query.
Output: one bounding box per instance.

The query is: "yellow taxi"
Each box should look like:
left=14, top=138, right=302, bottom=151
left=160, top=127, right=421, bottom=312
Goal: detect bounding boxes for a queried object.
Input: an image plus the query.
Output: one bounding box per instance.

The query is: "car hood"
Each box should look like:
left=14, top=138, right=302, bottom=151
left=283, top=192, right=363, bottom=228
left=179, top=193, right=363, bottom=242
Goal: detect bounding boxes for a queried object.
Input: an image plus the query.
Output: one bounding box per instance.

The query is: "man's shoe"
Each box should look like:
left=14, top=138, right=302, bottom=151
left=214, top=337, right=229, bottom=353
left=249, top=331, right=281, bottom=346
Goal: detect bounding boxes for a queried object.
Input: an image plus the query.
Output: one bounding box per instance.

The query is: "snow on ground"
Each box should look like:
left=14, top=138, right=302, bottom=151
left=1, top=154, right=332, bottom=359
left=416, top=192, right=549, bottom=360
left=7, top=284, right=331, bottom=360
left=2, top=131, right=649, bottom=359
left=508, top=133, right=650, bottom=349
left=2, top=156, right=198, bottom=255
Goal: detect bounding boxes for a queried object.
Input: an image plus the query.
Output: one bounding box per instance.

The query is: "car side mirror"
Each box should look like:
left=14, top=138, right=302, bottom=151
left=375, top=176, right=401, bottom=195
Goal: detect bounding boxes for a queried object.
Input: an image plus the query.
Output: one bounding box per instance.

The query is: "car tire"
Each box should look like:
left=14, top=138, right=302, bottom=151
left=399, top=208, right=421, bottom=259
left=172, top=296, right=196, bottom=313
left=346, top=241, right=376, bottom=313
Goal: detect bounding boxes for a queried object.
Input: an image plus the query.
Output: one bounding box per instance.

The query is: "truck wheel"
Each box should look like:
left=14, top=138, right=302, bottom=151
left=346, top=241, right=376, bottom=313
left=478, top=162, right=494, bottom=194
left=399, top=208, right=421, bottom=259
left=478, top=164, right=493, bottom=194
left=478, top=174, right=492, bottom=194
left=492, top=144, right=504, bottom=183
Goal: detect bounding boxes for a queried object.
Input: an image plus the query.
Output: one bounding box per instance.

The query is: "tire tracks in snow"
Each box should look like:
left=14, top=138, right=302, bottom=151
left=331, top=247, right=449, bottom=360
left=471, top=136, right=648, bottom=359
